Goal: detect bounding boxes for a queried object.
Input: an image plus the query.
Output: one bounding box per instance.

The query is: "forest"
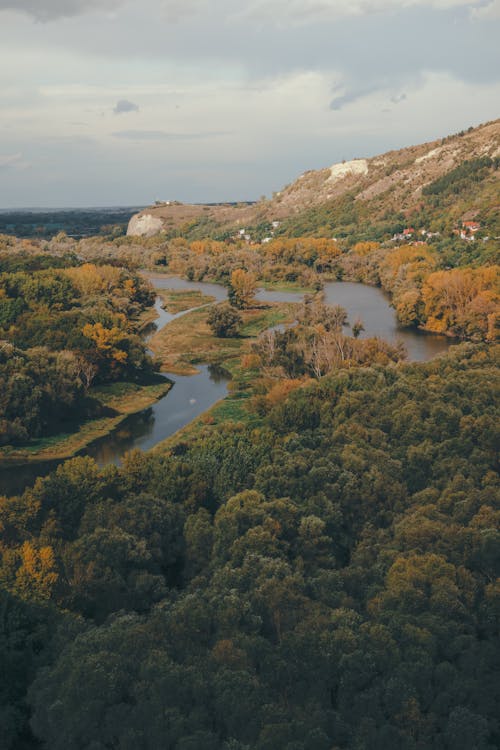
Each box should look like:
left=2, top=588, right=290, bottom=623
left=0, top=250, right=155, bottom=446
left=0, top=344, right=498, bottom=749
left=0, top=208, right=141, bottom=240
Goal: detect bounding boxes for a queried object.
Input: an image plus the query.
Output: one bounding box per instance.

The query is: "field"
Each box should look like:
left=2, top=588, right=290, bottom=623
left=158, top=288, right=215, bottom=313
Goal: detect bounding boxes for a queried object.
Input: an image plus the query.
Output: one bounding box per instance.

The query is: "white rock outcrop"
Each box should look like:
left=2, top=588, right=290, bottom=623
left=127, top=213, right=165, bottom=237
left=415, top=146, right=444, bottom=164
left=328, top=159, right=368, bottom=183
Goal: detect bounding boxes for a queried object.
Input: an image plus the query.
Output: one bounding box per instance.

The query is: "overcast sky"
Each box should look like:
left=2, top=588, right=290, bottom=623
left=0, top=0, right=499, bottom=207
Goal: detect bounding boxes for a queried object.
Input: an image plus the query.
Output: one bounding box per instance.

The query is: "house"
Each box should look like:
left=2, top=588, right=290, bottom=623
left=403, top=227, right=415, bottom=236
left=459, top=220, right=481, bottom=241
left=460, top=230, right=475, bottom=242
left=462, top=221, right=480, bottom=233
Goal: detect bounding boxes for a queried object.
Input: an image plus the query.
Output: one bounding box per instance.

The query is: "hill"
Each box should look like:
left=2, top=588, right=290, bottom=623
left=127, top=119, right=500, bottom=243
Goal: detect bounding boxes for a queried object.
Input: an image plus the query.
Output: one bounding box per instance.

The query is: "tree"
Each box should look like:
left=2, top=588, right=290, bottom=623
left=351, top=318, right=365, bottom=338
left=228, top=270, right=257, bottom=309
left=207, top=305, right=242, bottom=338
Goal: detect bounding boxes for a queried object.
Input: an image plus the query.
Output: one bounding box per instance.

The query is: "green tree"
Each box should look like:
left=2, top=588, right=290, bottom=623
left=207, top=304, right=242, bottom=338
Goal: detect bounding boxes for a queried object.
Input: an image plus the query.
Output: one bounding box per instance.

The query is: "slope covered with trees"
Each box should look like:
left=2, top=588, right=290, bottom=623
left=0, top=344, right=498, bottom=750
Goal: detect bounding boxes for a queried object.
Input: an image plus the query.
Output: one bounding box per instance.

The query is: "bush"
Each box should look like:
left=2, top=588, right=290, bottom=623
left=207, top=304, right=242, bottom=338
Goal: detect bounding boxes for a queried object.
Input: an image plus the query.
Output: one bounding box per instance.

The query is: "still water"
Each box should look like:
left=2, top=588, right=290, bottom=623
left=0, top=275, right=452, bottom=495
left=323, top=282, right=452, bottom=361
left=84, top=365, right=230, bottom=465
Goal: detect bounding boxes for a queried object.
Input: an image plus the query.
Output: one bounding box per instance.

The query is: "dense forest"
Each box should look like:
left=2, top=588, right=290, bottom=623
left=0, top=250, right=155, bottom=446
left=0, top=344, right=498, bottom=749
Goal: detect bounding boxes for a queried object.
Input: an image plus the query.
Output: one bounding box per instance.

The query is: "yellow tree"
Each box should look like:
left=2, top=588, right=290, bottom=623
left=229, top=269, right=257, bottom=309
left=15, top=542, right=59, bottom=602
left=83, top=322, right=128, bottom=374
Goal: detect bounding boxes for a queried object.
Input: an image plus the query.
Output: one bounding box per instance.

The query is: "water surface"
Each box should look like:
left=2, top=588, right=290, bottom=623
left=323, top=281, right=452, bottom=361
left=85, top=365, right=229, bottom=465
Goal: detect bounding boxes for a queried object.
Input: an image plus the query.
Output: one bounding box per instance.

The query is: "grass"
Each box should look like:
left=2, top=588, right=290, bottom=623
left=0, top=377, right=171, bottom=464
left=137, top=305, right=159, bottom=331
left=148, top=301, right=296, bottom=375
left=158, top=288, right=215, bottom=313
left=259, top=279, right=317, bottom=294
left=1, top=295, right=296, bottom=465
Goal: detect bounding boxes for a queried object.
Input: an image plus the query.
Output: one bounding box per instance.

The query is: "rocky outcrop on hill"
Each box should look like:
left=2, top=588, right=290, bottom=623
left=127, top=213, right=165, bottom=237
left=127, top=119, right=499, bottom=237
left=268, top=119, right=499, bottom=218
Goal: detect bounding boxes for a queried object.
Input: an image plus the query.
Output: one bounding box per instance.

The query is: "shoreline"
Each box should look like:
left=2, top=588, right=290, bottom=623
left=0, top=378, right=172, bottom=467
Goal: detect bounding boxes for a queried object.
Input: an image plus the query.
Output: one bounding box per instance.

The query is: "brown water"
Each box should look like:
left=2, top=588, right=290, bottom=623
left=0, top=275, right=452, bottom=496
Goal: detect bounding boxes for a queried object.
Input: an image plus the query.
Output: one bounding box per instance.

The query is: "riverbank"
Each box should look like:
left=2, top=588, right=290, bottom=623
left=0, top=275, right=454, bottom=493
left=148, top=300, right=297, bottom=375
left=148, top=301, right=300, bottom=451
left=0, top=377, right=171, bottom=465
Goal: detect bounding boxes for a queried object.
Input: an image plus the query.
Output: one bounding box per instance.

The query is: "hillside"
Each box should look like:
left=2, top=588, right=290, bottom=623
left=127, top=201, right=260, bottom=239
left=269, top=120, right=499, bottom=216
left=127, top=119, right=500, bottom=243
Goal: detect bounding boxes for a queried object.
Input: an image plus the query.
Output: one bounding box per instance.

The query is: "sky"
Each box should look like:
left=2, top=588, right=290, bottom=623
left=0, top=0, right=499, bottom=207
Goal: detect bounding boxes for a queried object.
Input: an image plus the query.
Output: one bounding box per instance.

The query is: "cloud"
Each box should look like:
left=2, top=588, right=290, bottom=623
left=0, top=0, right=205, bottom=22
left=0, top=153, right=24, bottom=169
left=2, top=0, right=490, bottom=24
left=113, top=99, right=139, bottom=114
left=330, top=86, right=378, bottom=110
left=237, top=0, right=483, bottom=24
left=0, top=0, right=121, bottom=21
left=331, top=83, right=411, bottom=110
left=471, top=0, right=500, bottom=18
left=111, top=130, right=231, bottom=140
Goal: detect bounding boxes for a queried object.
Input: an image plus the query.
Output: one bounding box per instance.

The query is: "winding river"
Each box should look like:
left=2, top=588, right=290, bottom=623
left=0, top=275, right=452, bottom=495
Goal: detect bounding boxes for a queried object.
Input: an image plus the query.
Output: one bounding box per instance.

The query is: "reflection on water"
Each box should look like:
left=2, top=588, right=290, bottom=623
left=322, top=282, right=453, bottom=361
left=0, top=275, right=453, bottom=497
left=145, top=274, right=307, bottom=306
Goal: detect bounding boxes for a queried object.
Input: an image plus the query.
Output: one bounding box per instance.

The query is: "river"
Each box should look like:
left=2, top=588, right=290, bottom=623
left=0, top=275, right=453, bottom=495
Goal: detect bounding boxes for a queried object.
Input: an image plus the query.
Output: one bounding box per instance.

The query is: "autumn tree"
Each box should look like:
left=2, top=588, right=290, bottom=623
left=228, top=269, right=257, bottom=309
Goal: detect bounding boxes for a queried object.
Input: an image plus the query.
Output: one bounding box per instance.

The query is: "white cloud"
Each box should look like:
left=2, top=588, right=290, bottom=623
left=111, top=129, right=231, bottom=140
left=471, top=0, right=500, bottom=18
left=0, top=0, right=498, bottom=206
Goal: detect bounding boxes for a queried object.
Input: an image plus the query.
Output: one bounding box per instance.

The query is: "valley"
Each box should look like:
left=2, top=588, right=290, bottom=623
left=0, top=121, right=498, bottom=750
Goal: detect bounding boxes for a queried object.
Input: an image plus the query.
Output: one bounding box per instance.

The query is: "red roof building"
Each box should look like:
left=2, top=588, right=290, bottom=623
left=462, top=221, right=480, bottom=232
